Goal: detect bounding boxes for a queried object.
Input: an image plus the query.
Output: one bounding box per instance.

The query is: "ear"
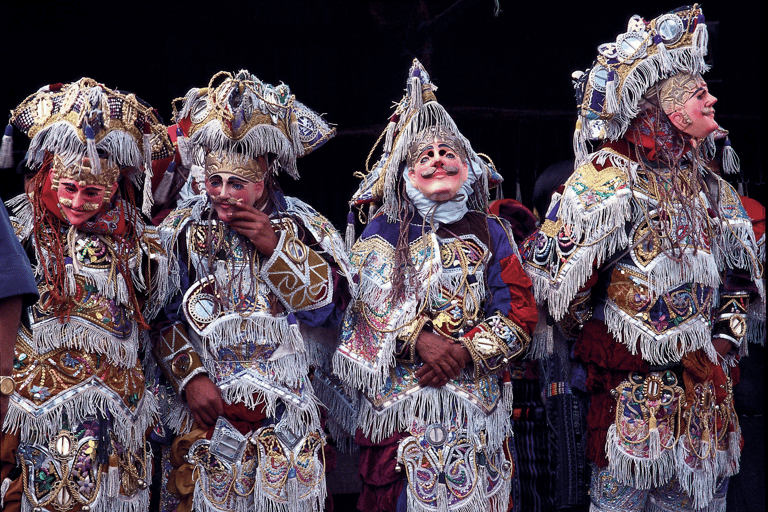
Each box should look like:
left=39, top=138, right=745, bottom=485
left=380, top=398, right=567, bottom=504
left=407, top=167, right=417, bottom=186
left=667, top=110, right=689, bottom=132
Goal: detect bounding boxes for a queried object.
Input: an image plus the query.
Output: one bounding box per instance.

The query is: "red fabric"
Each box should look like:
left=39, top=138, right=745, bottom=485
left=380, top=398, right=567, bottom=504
left=488, top=199, right=537, bottom=244
left=574, top=319, right=648, bottom=373
left=499, top=254, right=539, bottom=335
left=575, top=320, right=648, bottom=467
left=355, top=428, right=408, bottom=512
left=740, top=196, right=766, bottom=240
left=205, top=401, right=268, bottom=439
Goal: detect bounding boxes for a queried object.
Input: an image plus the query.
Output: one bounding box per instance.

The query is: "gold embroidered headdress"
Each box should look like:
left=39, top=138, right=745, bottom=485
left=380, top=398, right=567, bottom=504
left=173, top=70, right=335, bottom=182
left=9, top=78, right=173, bottom=214
left=571, top=5, right=709, bottom=163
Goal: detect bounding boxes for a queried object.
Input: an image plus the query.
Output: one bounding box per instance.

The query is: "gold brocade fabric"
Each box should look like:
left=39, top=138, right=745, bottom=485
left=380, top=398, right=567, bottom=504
left=13, top=336, right=146, bottom=412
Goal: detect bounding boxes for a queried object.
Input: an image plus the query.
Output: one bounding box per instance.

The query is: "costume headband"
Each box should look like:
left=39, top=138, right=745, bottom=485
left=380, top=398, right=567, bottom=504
left=204, top=152, right=267, bottom=183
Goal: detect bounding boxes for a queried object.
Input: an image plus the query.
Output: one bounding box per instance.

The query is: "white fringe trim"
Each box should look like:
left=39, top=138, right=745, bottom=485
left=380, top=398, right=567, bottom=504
left=675, top=436, right=718, bottom=510
left=5, top=381, right=157, bottom=451
left=356, top=383, right=513, bottom=453
left=605, top=301, right=716, bottom=365
left=30, top=317, right=140, bottom=368
left=605, top=424, right=676, bottom=490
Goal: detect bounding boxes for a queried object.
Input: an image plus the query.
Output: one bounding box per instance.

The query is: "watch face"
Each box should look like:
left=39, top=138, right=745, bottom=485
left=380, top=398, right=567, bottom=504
left=0, top=376, right=15, bottom=395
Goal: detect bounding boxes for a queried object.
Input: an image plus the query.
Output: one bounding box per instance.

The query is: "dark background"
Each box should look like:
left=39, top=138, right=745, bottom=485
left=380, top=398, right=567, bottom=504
left=2, top=2, right=763, bottom=510
left=1, top=1, right=762, bottom=226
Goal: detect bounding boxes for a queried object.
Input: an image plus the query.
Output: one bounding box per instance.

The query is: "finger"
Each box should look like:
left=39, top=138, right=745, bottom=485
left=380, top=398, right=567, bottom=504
left=438, top=355, right=461, bottom=379
left=213, top=395, right=224, bottom=417
left=231, top=200, right=265, bottom=215
left=417, top=367, right=438, bottom=386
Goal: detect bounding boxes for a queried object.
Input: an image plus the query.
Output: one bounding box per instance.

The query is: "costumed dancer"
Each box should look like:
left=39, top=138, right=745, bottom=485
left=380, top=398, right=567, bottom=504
left=153, top=70, right=351, bottom=512
left=522, top=6, right=764, bottom=511
left=0, top=78, right=173, bottom=512
left=333, top=59, right=538, bottom=512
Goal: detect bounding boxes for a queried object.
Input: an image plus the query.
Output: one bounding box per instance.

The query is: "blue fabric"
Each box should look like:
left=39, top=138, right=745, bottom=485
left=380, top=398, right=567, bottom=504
left=0, top=201, right=38, bottom=305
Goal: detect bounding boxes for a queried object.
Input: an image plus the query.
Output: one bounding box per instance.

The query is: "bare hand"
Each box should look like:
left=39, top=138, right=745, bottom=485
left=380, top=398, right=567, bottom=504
left=414, top=330, right=471, bottom=387
left=226, top=201, right=278, bottom=256
left=185, top=374, right=224, bottom=428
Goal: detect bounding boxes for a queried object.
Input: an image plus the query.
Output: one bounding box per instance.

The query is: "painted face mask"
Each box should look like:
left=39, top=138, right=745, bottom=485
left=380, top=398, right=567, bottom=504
left=407, top=128, right=469, bottom=202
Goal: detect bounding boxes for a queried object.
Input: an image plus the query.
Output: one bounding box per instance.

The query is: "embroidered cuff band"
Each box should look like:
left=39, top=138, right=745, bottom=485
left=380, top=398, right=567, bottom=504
left=261, top=230, right=333, bottom=312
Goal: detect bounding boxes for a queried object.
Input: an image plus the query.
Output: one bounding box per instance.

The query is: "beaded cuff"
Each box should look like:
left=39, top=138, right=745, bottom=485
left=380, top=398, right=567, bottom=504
left=712, top=291, right=749, bottom=349
left=154, top=323, right=206, bottom=395
left=459, top=312, right=529, bottom=377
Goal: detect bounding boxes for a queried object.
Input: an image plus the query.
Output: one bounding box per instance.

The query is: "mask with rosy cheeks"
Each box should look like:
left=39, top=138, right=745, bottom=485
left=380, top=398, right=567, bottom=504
left=204, top=153, right=269, bottom=220
left=407, top=139, right=469, bottom=202
left=659, top=73, right=719, bottom=140
left=206, top=173, right=266, bottom=220
left=56, top=176, right=116, bottom=226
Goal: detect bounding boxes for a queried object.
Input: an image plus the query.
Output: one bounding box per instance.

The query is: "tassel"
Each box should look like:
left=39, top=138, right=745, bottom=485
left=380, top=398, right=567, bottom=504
left=721, top=139, right=740, bottom=175
left=176, top=127, right=194, bottom=168
left=648, top=423, right=661, bottom=460
left=0, top=124, right=13, bottom=169
left=605, top=77, right=619, bottom=115
left=84, top=125, right=102, bottom=175
left=345, top=210, right=356, bottom=251
left=142, top=122, right=154, bottom=216
left=287, top=475, right=300, bottom=512
left=515, top=178, right=522, bottom=203
left=154, top=161, right=176, bottom=204
left=1, top=477, right=9, bottom=509
left=656, top=42, right=673, bottom=74
left=436, top=471, right=448, bottom=512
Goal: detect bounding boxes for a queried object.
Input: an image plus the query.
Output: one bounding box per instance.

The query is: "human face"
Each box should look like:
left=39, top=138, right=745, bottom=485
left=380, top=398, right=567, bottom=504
left=206, top=172, right=265, bottom=221
left=664, top=75, right=718, bottom=140
left=407, top=140, right=469, bottom=202
left=56, top=177, right=111, bottom=226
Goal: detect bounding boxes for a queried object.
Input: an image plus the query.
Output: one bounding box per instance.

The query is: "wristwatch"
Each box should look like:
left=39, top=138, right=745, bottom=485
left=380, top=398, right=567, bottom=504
left=0, top=375, right=16, bottom=396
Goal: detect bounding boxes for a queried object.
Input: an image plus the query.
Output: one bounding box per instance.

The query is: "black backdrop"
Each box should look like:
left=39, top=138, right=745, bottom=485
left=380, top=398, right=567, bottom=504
left=2, top=1, right=762, bottom=228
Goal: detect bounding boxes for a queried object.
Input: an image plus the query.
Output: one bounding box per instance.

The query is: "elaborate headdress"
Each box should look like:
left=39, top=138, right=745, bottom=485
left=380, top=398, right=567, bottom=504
left=7, top=78, right=173, bottom=215
left=571, top=5, right=709, bottom=162
left=173, top=69, right=335, bottom=181
left=350, top=59, right=501, bottom=221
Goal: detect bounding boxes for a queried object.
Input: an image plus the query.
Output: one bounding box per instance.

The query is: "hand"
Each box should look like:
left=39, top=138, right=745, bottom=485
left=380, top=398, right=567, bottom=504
left=226, top=201, right=279, bottom=256
left=414, top=330, right=471, bottom=387
left=185, top=374, right=224, bottom=428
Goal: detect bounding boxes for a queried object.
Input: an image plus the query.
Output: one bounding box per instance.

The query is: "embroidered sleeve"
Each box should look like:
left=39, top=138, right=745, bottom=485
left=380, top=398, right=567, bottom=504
left=524, top=155, right=632, bottom=322
left=458, top=312, right=530, bottom=377
left=713, top=291, right=749, bottom=351
left=153, top=323, right=206, bottom=395
left=260, top=229, right=334, bottom=313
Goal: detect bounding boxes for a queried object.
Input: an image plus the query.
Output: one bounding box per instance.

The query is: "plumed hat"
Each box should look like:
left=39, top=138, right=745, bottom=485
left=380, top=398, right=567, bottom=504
left=173, top=69, right=335, bottom=180
left=350, top=59, right=501, bottom=220
left=571, top=5, right=709, bottom=162
left=8, top=77, right=173, bottom=215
